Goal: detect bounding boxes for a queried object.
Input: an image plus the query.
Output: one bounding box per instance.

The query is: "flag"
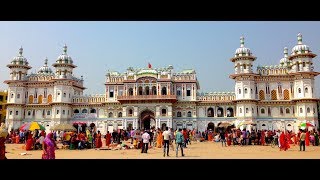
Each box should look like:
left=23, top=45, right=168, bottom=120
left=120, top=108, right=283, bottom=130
left=148, top=62, right=152, bottom=68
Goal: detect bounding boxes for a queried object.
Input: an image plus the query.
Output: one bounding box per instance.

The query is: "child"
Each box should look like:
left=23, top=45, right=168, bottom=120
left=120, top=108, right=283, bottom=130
left=133, top=138, right=138, bottom=149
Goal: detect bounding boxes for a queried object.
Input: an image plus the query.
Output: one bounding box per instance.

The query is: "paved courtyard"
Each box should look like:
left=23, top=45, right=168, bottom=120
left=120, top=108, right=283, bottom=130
left=5, top=140, right=320, bottom=159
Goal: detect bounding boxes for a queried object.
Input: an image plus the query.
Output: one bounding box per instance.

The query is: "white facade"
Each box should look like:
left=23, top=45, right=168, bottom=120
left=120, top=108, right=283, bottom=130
left=4, top=34, right=320, bottom=134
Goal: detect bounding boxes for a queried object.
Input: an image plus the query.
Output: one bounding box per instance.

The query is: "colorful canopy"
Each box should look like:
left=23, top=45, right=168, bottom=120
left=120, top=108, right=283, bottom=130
left=20, top=122, right=45, bottom=131
left=300, top=122, right=314, bottom=128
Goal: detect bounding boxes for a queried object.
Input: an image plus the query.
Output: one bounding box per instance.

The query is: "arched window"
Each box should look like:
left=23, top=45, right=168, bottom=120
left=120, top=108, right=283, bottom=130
left=138, top=86, right=143, bottom=95
left=261, top=108, right=265, bottom=114
left=239, top=89, right=241, bottom=94
left=227, top=107, right=234, bottom=117
left=118, top=112, right=122, bottom=117
left=17, top=94, right=20, bottom=99
left=245, top=108, right=249, bottom=114
left=283, top=89, right=290, bottom=100
left=305, top=87, right=308, bottom=93
left=298, top=88, right=301, bottom=93
left=90, top=109, right=96, bottom=113
left=217, top=107, right=224, bottom=117
left=108, top=112, right=113, bottom=118
left=161, top=87, right=167, bottom=95
left=161, top=109, right=167, bottom=116
left=152, top=86, right=157, bottom=95
left=300, top=108, right=303, bottom=113
left=244, top=88, right=248, bottom=94
left=129, top=88, right=133, bottom=96
left=145, top=86, right=150, bottom=95
left=239, top=108, right=242, bottom=113
left=29, top=95, right=34, bottom=104
left=307, top=107, right=310, bottom=113
left=285, top=108, right=290, bottom=114
left=187, top=111, right=192, bottom=117
left=259, top=90, right=265, bottom=100
left=74, top=109, right=79, bottom=113
left=271, top=90, right=277, bottom=100
left=177, top=111, right=182, bottom=117
left=207, top=107, right=214, bottom=117
left=128, top=109, right=133, bottom=116
left=82, top=109, right=87, bottom=113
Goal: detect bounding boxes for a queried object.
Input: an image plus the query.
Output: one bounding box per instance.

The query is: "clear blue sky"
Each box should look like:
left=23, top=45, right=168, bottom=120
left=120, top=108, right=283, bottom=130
left=0, top=21, right=320, bottom=97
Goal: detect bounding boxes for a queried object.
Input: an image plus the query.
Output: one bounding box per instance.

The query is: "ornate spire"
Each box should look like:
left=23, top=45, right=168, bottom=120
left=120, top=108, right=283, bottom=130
left=19, top=46, right=23, bottom=56
left=284, top=47, right=288, bottom=57
left=63, top=44, right=67, bottom=54
left=44, top=57, right=48, bottom=66
left=240, top=36, right=244, bottom=48
left=297, top=33, right=302, bottom=45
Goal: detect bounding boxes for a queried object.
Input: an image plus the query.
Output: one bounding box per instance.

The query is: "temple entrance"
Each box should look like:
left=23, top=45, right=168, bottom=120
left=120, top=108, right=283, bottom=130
left=140, top=110, right=155, bottom=130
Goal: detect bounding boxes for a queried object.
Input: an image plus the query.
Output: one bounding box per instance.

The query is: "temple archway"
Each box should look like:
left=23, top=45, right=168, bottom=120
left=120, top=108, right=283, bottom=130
left=139, top=110, right=155, bottom=130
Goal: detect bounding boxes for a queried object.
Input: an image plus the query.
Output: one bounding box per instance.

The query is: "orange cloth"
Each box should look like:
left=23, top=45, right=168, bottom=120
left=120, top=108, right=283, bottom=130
left=156, top=131, right=163, bottom=148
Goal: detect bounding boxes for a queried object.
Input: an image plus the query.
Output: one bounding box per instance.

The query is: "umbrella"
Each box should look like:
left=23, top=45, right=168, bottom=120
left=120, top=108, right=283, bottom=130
left=300, top=122, right=314, bottom=128
left=51, top=124, right=77, bottom=131
left=218, top=122, right=232, bottom=128
left=20, top=122, right=45, bottom=131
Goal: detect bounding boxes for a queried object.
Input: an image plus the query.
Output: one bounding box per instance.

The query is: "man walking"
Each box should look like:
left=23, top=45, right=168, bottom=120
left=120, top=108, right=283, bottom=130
left=175, top=128, right=185, bottom=157
left=141, top=129, right=150, bottom=153
left=299, top=129, right=306, bottom=151
left=162, top=127, right=171, bottom=157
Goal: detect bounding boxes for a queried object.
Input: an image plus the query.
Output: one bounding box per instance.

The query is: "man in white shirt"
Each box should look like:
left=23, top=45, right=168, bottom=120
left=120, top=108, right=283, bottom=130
left=141, top=129, right=150, bottom=153
left=162, top=127, right=171, bottom=157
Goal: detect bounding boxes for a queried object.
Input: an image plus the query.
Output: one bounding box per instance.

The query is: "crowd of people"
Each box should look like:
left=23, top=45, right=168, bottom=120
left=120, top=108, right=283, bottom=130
left=1, top=122, right=320, bottom=159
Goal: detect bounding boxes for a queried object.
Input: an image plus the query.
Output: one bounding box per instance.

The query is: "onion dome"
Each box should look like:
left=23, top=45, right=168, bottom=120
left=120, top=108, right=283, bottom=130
left=38, top=58, right=53, bottom=74
left=279, top=47, right=290, bottom=65
left=11, top=47, right=29, bottom=66
left=291, top=33, right=311, bottom=55
left=56, top=44, right=73, bottom=64
left=234, top=36, right=252, bottom=57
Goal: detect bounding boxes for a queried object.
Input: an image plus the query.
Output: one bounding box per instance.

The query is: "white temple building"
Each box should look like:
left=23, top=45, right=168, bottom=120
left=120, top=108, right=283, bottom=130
left=4, top=34, right=319, bottom=134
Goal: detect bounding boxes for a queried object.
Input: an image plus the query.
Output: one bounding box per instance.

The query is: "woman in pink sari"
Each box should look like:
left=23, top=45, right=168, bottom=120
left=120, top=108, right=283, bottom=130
left=42, top=133, right=56, bottom=159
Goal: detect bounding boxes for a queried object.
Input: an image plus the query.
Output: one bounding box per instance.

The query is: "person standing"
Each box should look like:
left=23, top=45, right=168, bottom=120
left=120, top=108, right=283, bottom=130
left=141, top=129, right=150, bottom=153
left=162, top=127, right=171, bottom=157
left=175, top=128, right=185, bottom=157
left=105, top=131, right=111, bottom=147
left=299, top=129, right=306, bottom=151
left=42, top=133, right=57, bottom=159
left=95, top=130, right=102, bottom=148
left=220, top=130, right=226, bottom=147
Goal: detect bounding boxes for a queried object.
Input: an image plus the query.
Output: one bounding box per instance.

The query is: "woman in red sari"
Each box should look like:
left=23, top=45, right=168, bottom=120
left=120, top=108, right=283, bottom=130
left=261, top=130, right=266, bottom=146
left=42, top=133, right=56, bottom=159
left=25, top=131, right=33, bottom=150
left=305, top=131, right=310, bottom=146
left=208, top=131, right=213, bottom=142
left=95, top=130, right=102, bottom=148
left=105, top=131, right=111, bottom=147
left=226, top=131, right=232, bottom=146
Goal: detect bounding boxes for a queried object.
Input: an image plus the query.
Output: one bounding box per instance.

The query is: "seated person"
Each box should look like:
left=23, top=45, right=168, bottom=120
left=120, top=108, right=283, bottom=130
left=214, top=134, right=220, bottom=142
left=133, top=138, right=138, bottom=149
left=34, top=135, right=45, bottom=150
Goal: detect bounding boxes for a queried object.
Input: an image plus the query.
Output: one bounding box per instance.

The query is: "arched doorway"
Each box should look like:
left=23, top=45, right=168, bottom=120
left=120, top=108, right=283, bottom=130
left=207, top=122, right=215, bottom=130
left=140, top=110, right=155, bottom=130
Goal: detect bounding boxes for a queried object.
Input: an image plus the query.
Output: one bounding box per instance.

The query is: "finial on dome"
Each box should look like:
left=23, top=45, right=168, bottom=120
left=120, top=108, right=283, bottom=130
left=284, top=47, right=288, bottom=57
left=19, top=46, right=23, bottom=55
left=63, top=44, right=67, bottom=54
left=297, top=33, right=302, bottom=45
left=44, top=57, right=48, bottom=66
left=240, top=36, right=244, bottom=47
